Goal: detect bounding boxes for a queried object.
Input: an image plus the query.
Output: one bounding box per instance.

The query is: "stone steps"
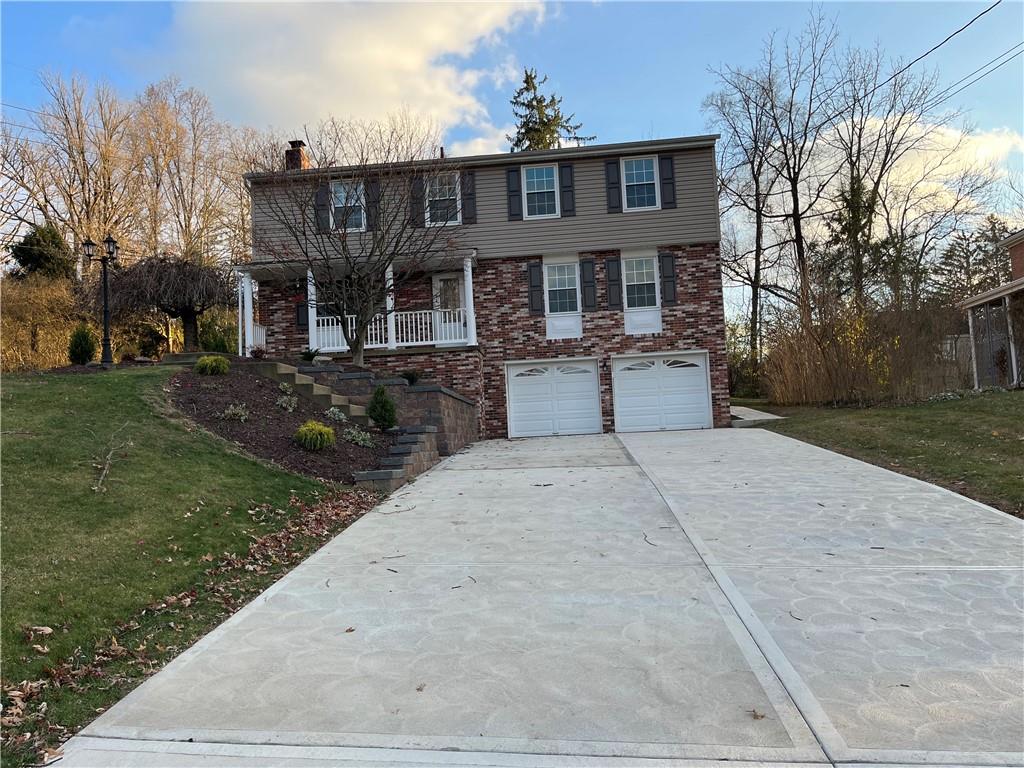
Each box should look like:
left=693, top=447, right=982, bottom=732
left=354, top=426, right=440, bottom=492
left=251, top=362, right=369, bottom=425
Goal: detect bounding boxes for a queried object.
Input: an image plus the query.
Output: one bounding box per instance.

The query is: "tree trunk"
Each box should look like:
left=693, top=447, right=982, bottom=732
left=790, top=183, right=812, bottom=331
left=182, top=310, right=200, bottom=352
left=750, top=184, right=764, bottom=390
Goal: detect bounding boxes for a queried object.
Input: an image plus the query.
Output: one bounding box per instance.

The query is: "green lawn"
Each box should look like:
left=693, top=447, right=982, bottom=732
left=734, top=391, right=1024, bottom=517
left=1, top=367, right=327, bottom=762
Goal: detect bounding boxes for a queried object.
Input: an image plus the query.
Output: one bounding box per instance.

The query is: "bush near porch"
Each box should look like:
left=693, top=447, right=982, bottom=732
left=735, top=389, right=1024, bottom=518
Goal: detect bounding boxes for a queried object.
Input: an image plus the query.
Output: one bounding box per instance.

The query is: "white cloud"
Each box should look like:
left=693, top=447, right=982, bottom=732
left=160, top=1, right=543, bottom=144
left=449, top=123, right=513, bottom=156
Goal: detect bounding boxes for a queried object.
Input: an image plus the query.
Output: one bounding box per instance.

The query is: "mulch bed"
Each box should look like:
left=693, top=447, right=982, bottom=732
left=170, top=366, right=391, bottom=483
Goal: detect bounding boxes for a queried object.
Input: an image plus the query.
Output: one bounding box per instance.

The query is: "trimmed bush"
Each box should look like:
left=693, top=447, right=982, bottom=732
left=68, top=323, right=97, bottom=365
left=295, top=420, right=335, bottom=451
left=324, top=406, right=348, bottom=423
left=194, top=355, right=230, bottom=375
left=367, top=384, right=397, bottom=429
left=341, top=426, right=375, bottom=448
left=220, top=403, right=249, bottom=422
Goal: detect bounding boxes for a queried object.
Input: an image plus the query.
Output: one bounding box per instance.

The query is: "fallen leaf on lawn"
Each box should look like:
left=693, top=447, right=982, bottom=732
left=30, top=626, right=54, bottom=636
left=201, top=553, right=214, bottom=562
left=31, top=644, right=49, bottom=654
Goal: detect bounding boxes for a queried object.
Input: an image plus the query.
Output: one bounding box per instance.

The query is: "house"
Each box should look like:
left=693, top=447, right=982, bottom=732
left=237, top=135, right=729, bottom=439
left=961, top=229, right=1023, bottom=388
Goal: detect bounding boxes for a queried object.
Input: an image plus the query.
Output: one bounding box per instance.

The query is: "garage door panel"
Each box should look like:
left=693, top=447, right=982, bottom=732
left=613, top=354, right=711, bottom=433
left=507, top=360, right=601, bottom=438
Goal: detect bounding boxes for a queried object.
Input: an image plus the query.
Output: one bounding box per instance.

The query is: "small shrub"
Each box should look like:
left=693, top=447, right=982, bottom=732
left=194, top=355, right=230, bottom=375
left=399, top=369, right=422, bottom=385
left=295, top=420, right=335, bottom=451
left=276, top=394, right=299, bottom=412
left=367, top=384, right=397, bottom=429
left=300, top=347, right=321, bottom=362
left=341, top=426, right=375, bottom=448
left=278, top=381, right=294, bottom=394
left=220, top=402, right=249, bottom=422
left=120, top=352, right=136, bottom=364
left=250, top=346, right=267, bottom=360
left=68, top=323, right=97, bottom=365
left=324, top=406, right=348, bottom=423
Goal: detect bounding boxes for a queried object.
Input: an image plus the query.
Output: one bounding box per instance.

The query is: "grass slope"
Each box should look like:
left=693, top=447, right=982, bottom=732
left=737, top=391, right=1024, bottom=517
left=1, top=367, right=320, bottom=687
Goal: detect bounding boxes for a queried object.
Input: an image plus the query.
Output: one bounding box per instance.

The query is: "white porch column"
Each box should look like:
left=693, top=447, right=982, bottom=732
left=236, top=272, right=243, bottom=356
left=463, top=253, right=477, bottom=346
left=306, top=269, right=318, bottom=352
left=1006, top=295, right=1019, bottom=386
left=242, top=271, right=255, bottom=357
left=385, top=263, right=398, bottom=350
left=967, top=306, right=979, bottom=390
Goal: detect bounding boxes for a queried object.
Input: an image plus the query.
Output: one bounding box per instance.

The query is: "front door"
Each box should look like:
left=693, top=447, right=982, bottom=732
left=432, top=273, right=465, bottom=344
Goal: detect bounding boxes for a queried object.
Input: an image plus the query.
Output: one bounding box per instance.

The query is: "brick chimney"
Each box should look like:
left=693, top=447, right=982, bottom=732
left=285, top=139, right=310, bottom=171
left=1010, top=240, right=1024, bottom=281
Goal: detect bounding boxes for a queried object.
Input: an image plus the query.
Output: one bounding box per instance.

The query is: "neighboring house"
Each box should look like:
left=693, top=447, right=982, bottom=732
left=961, top=229, right=1023, bottom=388
left=237, top=135, right=729, bottom=439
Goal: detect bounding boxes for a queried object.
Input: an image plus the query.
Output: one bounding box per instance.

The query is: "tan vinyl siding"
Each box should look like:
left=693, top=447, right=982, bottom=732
left=469, top=148, right=719, bottom=260
left=249, top=146, right=719, bottom=264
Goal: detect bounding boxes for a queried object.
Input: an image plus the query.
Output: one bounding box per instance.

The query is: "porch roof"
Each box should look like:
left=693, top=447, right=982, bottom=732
left=960, top=275, right=1024, bottom=309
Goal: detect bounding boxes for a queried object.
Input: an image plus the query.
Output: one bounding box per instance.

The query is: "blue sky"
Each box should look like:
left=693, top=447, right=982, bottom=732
left=2, top=1, right=1022, bottom=157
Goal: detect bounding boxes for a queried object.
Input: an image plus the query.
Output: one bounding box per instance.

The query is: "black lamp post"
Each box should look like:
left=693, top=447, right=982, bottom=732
left=83, top=235, right=118, bottom=367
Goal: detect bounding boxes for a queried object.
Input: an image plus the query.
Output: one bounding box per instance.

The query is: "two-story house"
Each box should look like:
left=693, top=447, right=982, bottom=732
left=237, top=135, right=729, bottom=439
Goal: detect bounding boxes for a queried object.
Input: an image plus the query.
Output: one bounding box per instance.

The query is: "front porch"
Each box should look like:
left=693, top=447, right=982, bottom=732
left=237, top=255, right=479, bottom=357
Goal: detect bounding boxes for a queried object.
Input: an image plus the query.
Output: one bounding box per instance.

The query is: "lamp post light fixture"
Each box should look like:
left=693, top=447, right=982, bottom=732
left=83, top=235, right=118, bottom=367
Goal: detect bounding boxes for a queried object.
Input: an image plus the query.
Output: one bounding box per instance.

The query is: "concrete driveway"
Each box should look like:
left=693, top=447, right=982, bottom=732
left=63, top=430, right=1023, bottom=767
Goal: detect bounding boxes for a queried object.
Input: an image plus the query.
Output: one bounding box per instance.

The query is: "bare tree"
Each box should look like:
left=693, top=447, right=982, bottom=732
left=250, top=113, right=464, bottom=366
left=0, top=74, right=143, bottom=273
left=705, top=66, right=783, bottom=381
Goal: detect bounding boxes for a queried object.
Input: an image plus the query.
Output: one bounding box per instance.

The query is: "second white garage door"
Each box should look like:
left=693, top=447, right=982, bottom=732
left=506, top=360, right=602, bottom=438
left=612, top=353, right=712, bottom=432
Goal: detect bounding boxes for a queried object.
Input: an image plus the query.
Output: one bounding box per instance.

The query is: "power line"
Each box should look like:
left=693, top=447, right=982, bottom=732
left=926, top=49, right=1023, bottom=110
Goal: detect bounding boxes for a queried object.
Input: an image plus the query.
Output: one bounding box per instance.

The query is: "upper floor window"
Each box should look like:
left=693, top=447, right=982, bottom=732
left=523, top=165, right=559, bottom=219
left=624, top=256, right=658, bottom=309
left=545, top=261, right=579, bottom=314
left=331, top=181, right=365, bottom=232
left=622, top=157, right=659, bottom=211
left=426, top=172, right=461, bottom=226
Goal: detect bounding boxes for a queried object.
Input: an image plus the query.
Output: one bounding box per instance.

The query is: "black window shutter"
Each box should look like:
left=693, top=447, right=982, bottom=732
left=296, top=279, right=309, bottom=328
left=365, top=178, right=381, bottom=230
left=507, top=167, right=522, bottom=221
left=314, top=183, right=331, bottom=232
left=527, top=261, right=544, bottom=315
left=559, top=164, right=575, bottom=217
left=580, top=258, right=596, bottom=311
left=409, top=174, right=425, bottom=227
left=659, top=156, right=676, bottom=209
left=659, top=252, right=678, bottom=305
left=605, top=160, right=622, bottom=213
left=606, top=256, right=622, bottom=309
left=460, top=170, right=477, bottom=224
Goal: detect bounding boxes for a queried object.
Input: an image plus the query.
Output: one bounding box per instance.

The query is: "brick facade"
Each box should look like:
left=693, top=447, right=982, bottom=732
left=256, top=242, right=729, bottom=439
left=473, top=243, right=730, bottom=437
left=257, top=280, right=307, bottom=357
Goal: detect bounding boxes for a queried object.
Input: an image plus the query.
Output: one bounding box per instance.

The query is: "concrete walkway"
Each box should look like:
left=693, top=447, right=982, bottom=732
left=61, top=431, right=1023, bottom=767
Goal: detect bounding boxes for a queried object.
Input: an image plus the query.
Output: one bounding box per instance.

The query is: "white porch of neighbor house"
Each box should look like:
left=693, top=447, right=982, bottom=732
left=237, top=255, right=478, bottom=357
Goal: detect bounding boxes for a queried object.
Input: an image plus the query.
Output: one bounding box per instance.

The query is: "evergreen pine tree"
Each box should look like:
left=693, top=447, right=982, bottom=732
left=10, top=223, right=76, bottom=280
left=506, top=68, right=594, bottom=152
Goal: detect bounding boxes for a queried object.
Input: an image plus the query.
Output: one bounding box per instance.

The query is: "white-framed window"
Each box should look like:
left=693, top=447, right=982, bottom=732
left=544, top=260, right=580, bottom=315
left=621, top=157, right=660, bottom=211
left=426, top=172, right=461, bottom=226
left=331, top=180, right=365, bottom=232
left=624, top=256, right=659, bottom=309
left=523, top=164, right=560, bottom=219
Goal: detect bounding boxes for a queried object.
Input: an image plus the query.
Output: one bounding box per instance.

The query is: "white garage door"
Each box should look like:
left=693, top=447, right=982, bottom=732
left=506, top=360, right=602, bottom=438
left=613, top=353, right=712, bottom=432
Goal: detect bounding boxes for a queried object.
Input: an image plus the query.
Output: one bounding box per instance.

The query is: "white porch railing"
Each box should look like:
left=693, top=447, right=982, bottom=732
left=252, top=323, right=267, bottom=350
left=315, top=309, right=468, bottom=352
